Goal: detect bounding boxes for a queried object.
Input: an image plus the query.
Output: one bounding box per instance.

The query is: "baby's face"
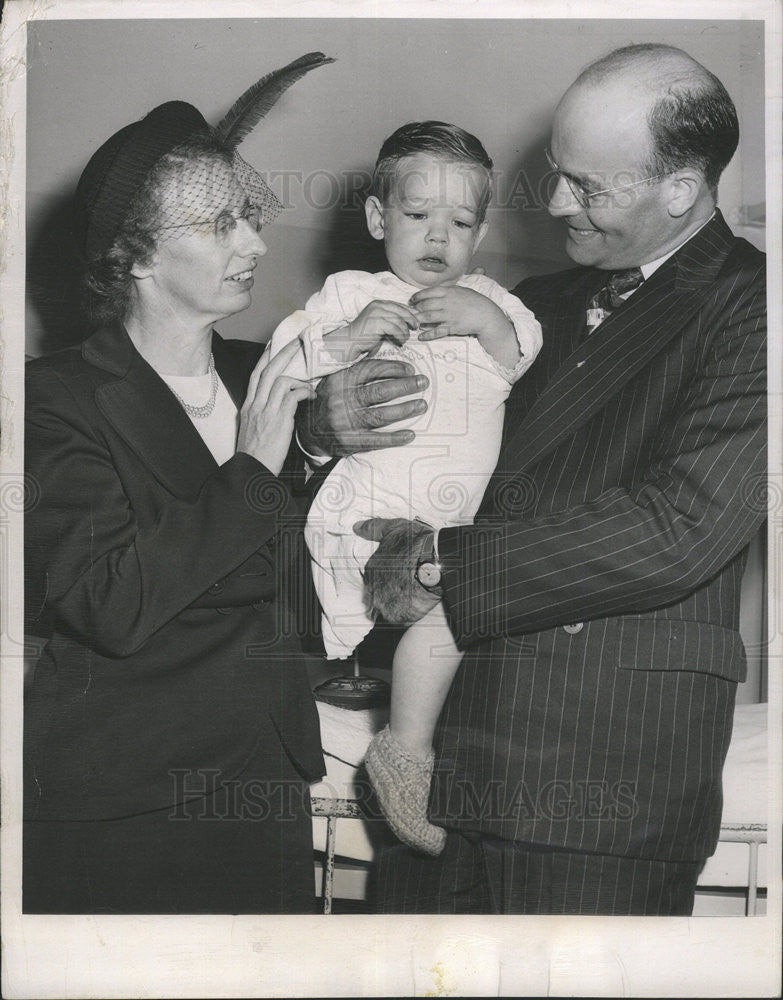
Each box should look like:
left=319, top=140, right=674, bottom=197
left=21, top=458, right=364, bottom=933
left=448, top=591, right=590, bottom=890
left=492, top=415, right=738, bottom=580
left=367, top=154, right=489, bottom=287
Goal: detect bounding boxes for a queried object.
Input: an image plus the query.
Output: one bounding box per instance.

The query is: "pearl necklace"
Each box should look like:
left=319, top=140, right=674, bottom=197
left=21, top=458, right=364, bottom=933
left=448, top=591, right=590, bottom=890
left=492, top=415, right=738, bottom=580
left=168, top=354, right=218, bottom=419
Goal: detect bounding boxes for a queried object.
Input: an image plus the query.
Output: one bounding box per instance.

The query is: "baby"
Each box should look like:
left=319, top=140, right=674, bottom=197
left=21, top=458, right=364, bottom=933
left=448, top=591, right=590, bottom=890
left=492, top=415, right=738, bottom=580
left=270, top=121, right=542, bottom=854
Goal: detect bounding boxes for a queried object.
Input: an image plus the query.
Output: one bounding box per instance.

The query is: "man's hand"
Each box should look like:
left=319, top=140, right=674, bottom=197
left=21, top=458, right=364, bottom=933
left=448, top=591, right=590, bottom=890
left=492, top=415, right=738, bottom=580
left=297, top=358, right=429, bottom=458
left=354, top=517, right=441, bottom=625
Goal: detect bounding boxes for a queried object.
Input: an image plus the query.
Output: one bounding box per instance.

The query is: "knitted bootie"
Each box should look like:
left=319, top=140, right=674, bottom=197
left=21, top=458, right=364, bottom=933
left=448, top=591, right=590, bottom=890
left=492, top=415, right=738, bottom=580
left=364, top=725, right=447, bottom=856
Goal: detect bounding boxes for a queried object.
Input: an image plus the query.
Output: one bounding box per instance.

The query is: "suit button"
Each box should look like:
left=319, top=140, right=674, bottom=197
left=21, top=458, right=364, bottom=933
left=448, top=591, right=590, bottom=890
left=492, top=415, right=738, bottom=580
left=216, top=607, right=233, bottom=616
left=563, top=622, right=583, bottom=634
left=209, top=581, right=224, bottom=593
left=252, top=601, right=268, bottom=611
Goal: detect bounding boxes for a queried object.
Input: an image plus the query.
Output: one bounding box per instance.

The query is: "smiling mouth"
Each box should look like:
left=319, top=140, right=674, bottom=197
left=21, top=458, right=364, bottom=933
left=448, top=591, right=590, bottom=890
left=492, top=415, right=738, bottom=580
left=566, top=224, right=600, bottom=237
left=227, top=267, right=255, bottom=282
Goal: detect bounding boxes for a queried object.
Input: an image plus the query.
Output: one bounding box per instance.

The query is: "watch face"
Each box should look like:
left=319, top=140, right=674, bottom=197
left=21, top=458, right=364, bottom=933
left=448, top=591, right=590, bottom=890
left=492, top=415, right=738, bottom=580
left=417, top=561, right=441, bottom=588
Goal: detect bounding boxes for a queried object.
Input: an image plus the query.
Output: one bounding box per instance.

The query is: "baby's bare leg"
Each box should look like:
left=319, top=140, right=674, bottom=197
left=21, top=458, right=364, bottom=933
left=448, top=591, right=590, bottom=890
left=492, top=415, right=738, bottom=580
left=389, top=602, right=463, bottom=757
left=365, top=603, right=460, bottom=856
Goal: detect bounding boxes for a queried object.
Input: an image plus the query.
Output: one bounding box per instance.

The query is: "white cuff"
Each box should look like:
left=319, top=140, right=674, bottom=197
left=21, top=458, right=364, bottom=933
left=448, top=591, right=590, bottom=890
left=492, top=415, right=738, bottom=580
left=295, top=429, right=330, bottom=475
left=488, top=348, right=531, bottom=384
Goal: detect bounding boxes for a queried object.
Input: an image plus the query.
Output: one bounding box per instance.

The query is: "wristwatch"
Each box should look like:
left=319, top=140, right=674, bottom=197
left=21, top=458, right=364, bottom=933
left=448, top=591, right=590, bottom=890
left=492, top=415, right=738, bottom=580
left=415, top=532, right=443, bottom=590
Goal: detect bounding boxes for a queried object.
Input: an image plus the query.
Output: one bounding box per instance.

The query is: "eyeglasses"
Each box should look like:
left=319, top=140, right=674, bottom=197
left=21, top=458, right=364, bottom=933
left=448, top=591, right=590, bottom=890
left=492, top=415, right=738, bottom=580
left=157, top=204, right=263, bottom=246
left=545, top=148, right=667, bottom=209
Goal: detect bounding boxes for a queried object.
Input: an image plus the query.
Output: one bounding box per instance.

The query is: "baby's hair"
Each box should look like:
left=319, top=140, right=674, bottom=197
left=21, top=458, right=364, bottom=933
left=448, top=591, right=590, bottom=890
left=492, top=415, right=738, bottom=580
left=372, top=120, right=494, bottom=221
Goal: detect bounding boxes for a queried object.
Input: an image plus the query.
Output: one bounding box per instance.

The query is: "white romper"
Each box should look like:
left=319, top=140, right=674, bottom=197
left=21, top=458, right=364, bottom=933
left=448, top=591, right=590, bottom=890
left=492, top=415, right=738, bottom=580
left=269, top=269, right=542, bottom=658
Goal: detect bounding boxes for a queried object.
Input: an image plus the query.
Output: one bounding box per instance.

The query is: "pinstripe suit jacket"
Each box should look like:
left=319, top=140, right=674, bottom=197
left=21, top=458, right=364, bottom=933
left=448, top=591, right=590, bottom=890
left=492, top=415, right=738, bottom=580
left=433, top=211, right=766, bottom=862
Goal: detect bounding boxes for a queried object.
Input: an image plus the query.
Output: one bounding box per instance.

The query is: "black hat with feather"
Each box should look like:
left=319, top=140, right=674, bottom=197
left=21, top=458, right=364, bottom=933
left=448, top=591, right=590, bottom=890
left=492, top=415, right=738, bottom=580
left=74, top=52, right=334, bottom=260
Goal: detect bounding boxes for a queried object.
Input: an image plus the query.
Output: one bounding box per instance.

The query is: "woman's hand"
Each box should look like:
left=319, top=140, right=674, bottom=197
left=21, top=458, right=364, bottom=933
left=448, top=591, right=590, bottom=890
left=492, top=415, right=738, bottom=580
left=323, top=299, right=419, bottom=364
left=236, top=338, right=316, bottom=475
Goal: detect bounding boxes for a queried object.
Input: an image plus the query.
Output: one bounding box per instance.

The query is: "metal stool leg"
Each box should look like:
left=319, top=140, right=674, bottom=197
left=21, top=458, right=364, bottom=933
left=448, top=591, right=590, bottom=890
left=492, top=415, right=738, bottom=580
left=747, top=840, right=759, bottom=916
left=322, top=815, right=337, bottom=914
left=312, top=797, right=364, bottom=913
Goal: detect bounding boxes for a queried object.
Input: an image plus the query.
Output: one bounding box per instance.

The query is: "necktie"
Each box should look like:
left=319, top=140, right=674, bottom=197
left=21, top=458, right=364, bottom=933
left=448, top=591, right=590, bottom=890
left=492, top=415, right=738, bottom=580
left=585, top=267, right=644, bottom=335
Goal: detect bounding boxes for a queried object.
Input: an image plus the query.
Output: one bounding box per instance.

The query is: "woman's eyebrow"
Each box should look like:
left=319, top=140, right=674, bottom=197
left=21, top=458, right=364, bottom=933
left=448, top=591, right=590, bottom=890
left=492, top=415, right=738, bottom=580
left=214, top=197, right=249, bottom=217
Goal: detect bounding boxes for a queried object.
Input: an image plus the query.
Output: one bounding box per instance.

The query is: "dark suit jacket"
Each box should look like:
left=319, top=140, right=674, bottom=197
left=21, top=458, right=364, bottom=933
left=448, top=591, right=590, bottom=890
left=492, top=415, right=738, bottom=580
left=24, top=322, right=324, bottom=821
left=433, top=211, right=766, bottom=862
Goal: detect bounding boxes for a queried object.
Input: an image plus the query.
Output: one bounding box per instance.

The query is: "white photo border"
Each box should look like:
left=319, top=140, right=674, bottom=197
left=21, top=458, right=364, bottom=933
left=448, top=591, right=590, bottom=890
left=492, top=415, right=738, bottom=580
left=1, top=1, right=780, bottom=997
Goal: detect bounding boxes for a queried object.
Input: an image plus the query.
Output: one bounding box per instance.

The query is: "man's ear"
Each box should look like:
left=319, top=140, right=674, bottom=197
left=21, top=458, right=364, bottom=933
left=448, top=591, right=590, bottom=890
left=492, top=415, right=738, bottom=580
left=364, top=196, right=386, bottom=241
left=665, top=169, right=703, bottom=218
left=473, top=220, right=489, bottom=252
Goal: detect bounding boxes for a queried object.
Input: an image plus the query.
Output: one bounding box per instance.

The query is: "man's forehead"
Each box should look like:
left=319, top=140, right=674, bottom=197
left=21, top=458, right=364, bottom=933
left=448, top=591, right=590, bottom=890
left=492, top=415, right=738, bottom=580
left=552, top=82, right=654, bottom=171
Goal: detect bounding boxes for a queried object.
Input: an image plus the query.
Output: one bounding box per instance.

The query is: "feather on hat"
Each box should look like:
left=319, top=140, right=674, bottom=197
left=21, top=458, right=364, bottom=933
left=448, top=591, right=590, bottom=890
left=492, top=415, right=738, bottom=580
left=74, top=52, right=335, bottom=259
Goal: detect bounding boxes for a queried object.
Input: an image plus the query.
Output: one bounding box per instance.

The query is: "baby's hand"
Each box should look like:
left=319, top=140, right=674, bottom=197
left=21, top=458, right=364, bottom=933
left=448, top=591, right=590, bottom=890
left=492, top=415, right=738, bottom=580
left=410, top=286, right=503, bottom=340
left=324, top=299, right=419, bottom=364
left=410, top=286, right=521, bottom=368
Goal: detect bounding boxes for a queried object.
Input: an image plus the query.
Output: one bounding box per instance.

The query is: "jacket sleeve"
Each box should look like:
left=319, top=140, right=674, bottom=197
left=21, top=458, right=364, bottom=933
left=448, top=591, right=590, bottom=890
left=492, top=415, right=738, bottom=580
left=25, top=364, right=302, bottom=657
left=438, top=260, right=767, bottom=648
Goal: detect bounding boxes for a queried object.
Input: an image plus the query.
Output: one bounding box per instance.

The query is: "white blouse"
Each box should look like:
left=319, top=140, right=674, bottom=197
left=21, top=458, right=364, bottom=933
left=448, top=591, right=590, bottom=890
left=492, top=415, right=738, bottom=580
left=159, top=371, right=238, bottom=466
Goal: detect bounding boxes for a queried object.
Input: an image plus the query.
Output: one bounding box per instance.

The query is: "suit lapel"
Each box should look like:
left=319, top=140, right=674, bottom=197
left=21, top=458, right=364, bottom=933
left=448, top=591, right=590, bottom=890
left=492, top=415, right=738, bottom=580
left=503, top=267, right=597, bottom=432
left=85, top=322, right=242, bottom=500
left=501, top=212, right=735, bottom=474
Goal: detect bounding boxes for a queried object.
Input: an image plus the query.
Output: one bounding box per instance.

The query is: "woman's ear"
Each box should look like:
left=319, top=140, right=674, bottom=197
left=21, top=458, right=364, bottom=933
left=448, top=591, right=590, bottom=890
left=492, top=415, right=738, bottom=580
left=130, top=250, right=158, bottom=280
left=364, top=196, right=386, bottom=241
left=130, top=261, right=153, bottom=280
left=664, top=169, right=703, bottom=218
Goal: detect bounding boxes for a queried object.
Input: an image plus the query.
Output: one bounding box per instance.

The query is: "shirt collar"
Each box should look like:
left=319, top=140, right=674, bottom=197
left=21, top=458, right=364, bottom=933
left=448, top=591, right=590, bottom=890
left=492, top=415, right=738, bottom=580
left=640, top=211, right=716, bottom=280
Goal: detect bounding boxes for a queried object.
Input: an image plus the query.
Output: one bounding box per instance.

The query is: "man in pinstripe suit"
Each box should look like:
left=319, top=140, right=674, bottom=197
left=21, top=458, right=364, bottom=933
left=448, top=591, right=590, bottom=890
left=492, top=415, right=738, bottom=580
left=305, top=44, right=766, bottom=914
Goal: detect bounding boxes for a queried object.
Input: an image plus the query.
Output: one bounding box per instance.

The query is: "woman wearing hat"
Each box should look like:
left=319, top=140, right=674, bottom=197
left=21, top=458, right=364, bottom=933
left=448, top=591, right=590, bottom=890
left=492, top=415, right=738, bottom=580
left=24, top=58, right=335, bottom=913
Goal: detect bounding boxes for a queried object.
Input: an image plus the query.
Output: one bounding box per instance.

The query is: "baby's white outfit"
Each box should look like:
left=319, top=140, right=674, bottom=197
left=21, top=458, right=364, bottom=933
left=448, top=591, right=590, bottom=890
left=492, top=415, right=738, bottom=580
left=269, top=270, right=542, bottom=658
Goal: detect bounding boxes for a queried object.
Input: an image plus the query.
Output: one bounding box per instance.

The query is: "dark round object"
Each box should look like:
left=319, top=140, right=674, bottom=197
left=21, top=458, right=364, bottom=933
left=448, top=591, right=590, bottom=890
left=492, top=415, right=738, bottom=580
left=313, top=674, right=391, bottom=710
